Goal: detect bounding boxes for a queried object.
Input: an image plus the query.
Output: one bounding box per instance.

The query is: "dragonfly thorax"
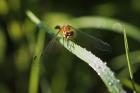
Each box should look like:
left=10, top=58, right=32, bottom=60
left=55, top=25, right=74, bottom=39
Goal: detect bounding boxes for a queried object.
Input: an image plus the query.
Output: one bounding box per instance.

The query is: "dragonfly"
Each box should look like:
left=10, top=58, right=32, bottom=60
left=34, top=24, right=111, bottom=60
left=54, top=25, right=111, bottom=51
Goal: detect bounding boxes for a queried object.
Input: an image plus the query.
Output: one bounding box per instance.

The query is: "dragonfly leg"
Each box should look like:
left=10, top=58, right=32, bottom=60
left=64, top=35, right=75, bottom=51
left=69, top=40, right=75, bottom=51
left=66, top=39, right=75, bottom=51
left=67, top=39, right=69, bottom=47
left=71, top=42, right=75, bottom=49
left=66, top=37, right=69, bottom=47
left=62, top=36, right=69, bottom=47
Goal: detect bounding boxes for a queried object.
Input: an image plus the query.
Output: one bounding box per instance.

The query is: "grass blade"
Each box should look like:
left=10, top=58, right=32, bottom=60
left=73, top=17, right=140, bottom=42
left=123, top=25, right=137, bottom=93
left=26, top=10, right=126, bottom=93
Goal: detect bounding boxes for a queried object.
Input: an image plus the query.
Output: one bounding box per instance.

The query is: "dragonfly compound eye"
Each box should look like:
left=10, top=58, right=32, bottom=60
left=55, top=25, right=61, bottom=29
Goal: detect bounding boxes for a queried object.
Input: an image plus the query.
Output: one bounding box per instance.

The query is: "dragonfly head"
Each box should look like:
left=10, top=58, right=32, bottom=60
left=55, top=25, right=61, bottom=30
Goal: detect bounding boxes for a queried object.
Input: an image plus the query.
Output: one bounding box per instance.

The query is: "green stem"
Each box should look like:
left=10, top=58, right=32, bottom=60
left=123, top=25, right=137, bottom=93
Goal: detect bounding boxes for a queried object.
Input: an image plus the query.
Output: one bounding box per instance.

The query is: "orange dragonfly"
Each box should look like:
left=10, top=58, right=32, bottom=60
left=34, top=24, right=111, bottom=60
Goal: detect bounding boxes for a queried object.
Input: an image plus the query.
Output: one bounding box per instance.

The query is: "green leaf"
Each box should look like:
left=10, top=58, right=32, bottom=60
left=26, top=10, right=126, bottom=93
left=72, top=17, right=140, bottom=42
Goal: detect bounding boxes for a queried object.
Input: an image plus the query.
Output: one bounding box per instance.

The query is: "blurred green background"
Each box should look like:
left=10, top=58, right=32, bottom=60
left=0, top=0, right=140, bottom=93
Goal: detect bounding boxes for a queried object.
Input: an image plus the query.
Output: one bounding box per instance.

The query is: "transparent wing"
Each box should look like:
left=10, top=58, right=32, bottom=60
left=41, top=30, right=61, bottom=57
left=34, top=31, right=60, bottom=60
left=73, top=27, right=112, bottom=52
